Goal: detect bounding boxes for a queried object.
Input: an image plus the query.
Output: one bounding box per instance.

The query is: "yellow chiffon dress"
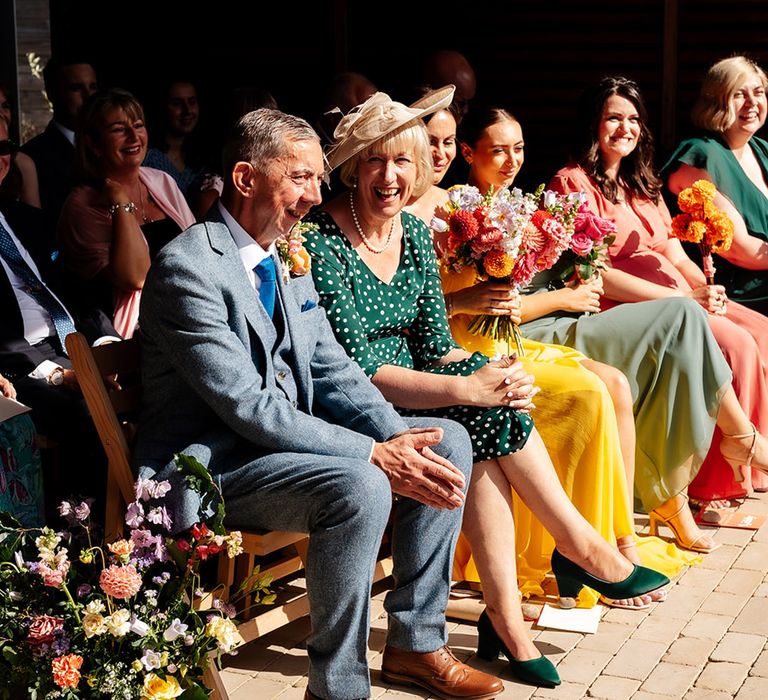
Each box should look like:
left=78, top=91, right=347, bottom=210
left=444, top=267, right=700, bottom=605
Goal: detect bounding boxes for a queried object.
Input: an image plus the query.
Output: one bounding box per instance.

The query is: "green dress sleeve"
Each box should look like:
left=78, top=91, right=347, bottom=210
left=402, top=213, right=460, bottom=369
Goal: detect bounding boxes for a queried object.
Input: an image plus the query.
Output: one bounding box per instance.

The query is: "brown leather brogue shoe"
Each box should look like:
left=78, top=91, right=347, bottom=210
left=381, top=644, right=503, bottom=699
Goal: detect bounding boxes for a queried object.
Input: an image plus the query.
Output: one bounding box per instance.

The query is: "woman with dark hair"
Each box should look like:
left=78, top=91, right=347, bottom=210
left=663, top=56, right=768, bottom=314
left=550, top=75, right=768, bottom=504
left=406, top=100, right=696, bottom=610
left=143, top=78, right=222, bottom=219
left=57, top=88, right=195, bottom=337
left=455, top=101, right=764, bottom=553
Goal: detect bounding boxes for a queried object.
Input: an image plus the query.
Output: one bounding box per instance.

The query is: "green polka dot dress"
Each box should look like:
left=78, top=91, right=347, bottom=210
left=304, top=209, right=533, bottom=460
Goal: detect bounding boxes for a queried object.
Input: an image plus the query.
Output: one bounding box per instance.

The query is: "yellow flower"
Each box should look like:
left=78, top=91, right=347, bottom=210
left=132, top=660, right=144, bottom=672
left=141, top=673, right=183, bottom=700
left=205, top=616, right=241, bottom=652
left=105, top=608, right=131, bottom=637
left=82, top=612, right=107, bottom=638
left=79, top=549, right=94, bottom=564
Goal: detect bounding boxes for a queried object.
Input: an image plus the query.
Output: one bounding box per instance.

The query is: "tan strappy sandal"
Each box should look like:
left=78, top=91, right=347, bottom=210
left=721, top=422, right=764, bottom=482
left=648, top=494, right=721, bottom=554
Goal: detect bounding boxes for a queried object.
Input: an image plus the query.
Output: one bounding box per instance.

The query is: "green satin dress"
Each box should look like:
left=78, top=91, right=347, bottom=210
left=662, top=134, right=768, bottom=314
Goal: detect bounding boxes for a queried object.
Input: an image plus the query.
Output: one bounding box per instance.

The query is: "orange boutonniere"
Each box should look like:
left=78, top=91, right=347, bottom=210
left=277, top=221, right=316, bottom=282
left=670, top=179, right=734, bottom=283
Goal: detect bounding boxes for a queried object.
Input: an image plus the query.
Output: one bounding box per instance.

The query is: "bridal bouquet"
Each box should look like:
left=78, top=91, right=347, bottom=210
left=670, top=179, right=734, bottom=284
left=435, top=184, right=577, bottom=355
left=0, top=454, right=273, bottom=700
left=557, top=196, right=617, bottom=283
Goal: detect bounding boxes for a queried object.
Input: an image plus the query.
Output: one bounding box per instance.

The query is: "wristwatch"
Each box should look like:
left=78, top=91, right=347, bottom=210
left=48, top=367, right=65, bottom=386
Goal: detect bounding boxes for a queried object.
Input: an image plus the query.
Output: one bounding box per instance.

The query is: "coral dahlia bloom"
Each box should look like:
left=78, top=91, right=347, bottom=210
left=99, top=564, right=142, bottom=599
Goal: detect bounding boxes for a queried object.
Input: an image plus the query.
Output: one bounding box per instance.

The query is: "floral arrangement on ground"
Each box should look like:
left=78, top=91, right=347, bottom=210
left=0, top=454, right=273, bottom=699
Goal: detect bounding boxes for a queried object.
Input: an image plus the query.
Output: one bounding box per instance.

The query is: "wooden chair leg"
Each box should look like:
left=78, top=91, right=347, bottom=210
left=203, top=660, right=228, bottom=700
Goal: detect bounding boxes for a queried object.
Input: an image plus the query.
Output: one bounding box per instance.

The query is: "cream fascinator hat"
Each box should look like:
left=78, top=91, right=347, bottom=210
left=325, top=84, right=456, bottom=172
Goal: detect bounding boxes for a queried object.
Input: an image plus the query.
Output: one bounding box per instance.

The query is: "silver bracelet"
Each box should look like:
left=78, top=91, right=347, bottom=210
left=108, top=202, right=137, bottom=217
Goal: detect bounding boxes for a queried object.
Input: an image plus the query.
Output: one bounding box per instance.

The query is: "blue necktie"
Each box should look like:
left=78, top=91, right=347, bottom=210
left=0, top=218, right=77, bottom=354
left=254, top=256, right=277, bottom=319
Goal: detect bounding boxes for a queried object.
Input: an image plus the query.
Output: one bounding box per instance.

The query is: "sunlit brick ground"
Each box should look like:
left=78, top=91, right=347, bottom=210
left=218, top=491, right=768, bottom=699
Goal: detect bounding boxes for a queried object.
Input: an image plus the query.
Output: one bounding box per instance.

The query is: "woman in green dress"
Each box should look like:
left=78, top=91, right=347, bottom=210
left=304, top=87, right=668, bottom=688
left=663, top=55, right=768, bottom=314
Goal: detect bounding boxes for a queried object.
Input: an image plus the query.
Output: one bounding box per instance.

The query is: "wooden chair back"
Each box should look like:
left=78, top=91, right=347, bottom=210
left=66, top=332, right=141, bottom=540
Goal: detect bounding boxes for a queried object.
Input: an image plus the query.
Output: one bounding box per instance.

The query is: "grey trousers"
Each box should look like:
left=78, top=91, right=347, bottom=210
left=221, top=417, right=473, bottom=700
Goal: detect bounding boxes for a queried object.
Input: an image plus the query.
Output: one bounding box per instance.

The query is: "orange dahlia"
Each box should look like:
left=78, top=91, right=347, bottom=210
left=483, top=248, right=514, bottom=278
left=530, top=210, right=553, bottom=230
left=99, top=564, right=142, bottom=599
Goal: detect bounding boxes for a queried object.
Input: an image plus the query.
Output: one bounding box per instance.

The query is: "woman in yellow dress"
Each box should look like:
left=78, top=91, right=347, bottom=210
left=406, top=101, right=698, bottom=608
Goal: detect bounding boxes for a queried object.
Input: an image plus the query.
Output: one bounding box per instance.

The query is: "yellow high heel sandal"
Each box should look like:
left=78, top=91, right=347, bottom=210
left=648, top=495, right=721, bottom=554
left=721, top=422, right=763, bottom=482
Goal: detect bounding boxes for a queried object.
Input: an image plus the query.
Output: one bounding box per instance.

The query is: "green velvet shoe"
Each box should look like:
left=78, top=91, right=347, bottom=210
left=476, top=610, right=561, bottom=688
left=551, top=548, right=670, bottom=601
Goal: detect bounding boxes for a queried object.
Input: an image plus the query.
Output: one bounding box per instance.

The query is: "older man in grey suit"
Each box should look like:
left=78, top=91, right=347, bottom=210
left=133, top=110, right=503, bottom=700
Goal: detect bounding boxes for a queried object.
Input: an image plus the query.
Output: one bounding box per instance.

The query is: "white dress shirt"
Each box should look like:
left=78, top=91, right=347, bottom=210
left=217, top=201, right=276, bottom=289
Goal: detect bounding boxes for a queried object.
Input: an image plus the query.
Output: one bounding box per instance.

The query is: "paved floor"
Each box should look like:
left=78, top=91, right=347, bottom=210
left=219, top=491, right=768, bottom=699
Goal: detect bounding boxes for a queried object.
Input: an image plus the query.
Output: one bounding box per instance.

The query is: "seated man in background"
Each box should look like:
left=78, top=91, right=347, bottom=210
left=0, top=116, right=116, bottom=521
left=133, top=107, right=503, bottom=700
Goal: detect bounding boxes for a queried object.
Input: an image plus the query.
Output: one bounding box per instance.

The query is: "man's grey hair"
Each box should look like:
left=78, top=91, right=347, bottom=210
left=223, top=108, right=320, bottom=176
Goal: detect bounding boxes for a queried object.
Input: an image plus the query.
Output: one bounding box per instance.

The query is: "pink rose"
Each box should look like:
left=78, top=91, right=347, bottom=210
left=574, top=207, right=616, bottom=242
left=571, top=231, right=594, bottom=256
left=27, top=614, right=64, bottom=646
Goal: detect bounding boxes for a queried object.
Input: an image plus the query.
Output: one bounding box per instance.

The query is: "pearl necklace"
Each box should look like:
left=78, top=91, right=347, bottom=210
left=348, top=190, right=395, bottom=254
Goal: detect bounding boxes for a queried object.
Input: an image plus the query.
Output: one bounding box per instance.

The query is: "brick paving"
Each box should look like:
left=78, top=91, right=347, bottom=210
left=219, top=491, right=768, bottom=699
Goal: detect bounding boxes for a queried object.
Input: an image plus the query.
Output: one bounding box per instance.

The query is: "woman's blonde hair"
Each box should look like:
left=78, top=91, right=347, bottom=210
left=338, top=119, right=434, bottom=200
left=76, top=88, right=146, bottom=180
left=692, top=55, right=768, bottom=133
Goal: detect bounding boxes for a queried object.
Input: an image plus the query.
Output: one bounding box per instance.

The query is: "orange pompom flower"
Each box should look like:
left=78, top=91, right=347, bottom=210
left=52, top=654, right=83, bottom=689
left=692, top=179, right=717, bottom=200
left=483, top=248, right=514, bottom=278
left=99, top=564, right=142, bottom=599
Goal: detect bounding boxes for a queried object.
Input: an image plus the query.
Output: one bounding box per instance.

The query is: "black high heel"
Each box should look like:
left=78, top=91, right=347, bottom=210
left=476, top=609, right=561, bottom=688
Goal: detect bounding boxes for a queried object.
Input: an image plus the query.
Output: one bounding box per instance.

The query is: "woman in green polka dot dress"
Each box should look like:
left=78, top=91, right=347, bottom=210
left=303, top=87, right=668, bottom=686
